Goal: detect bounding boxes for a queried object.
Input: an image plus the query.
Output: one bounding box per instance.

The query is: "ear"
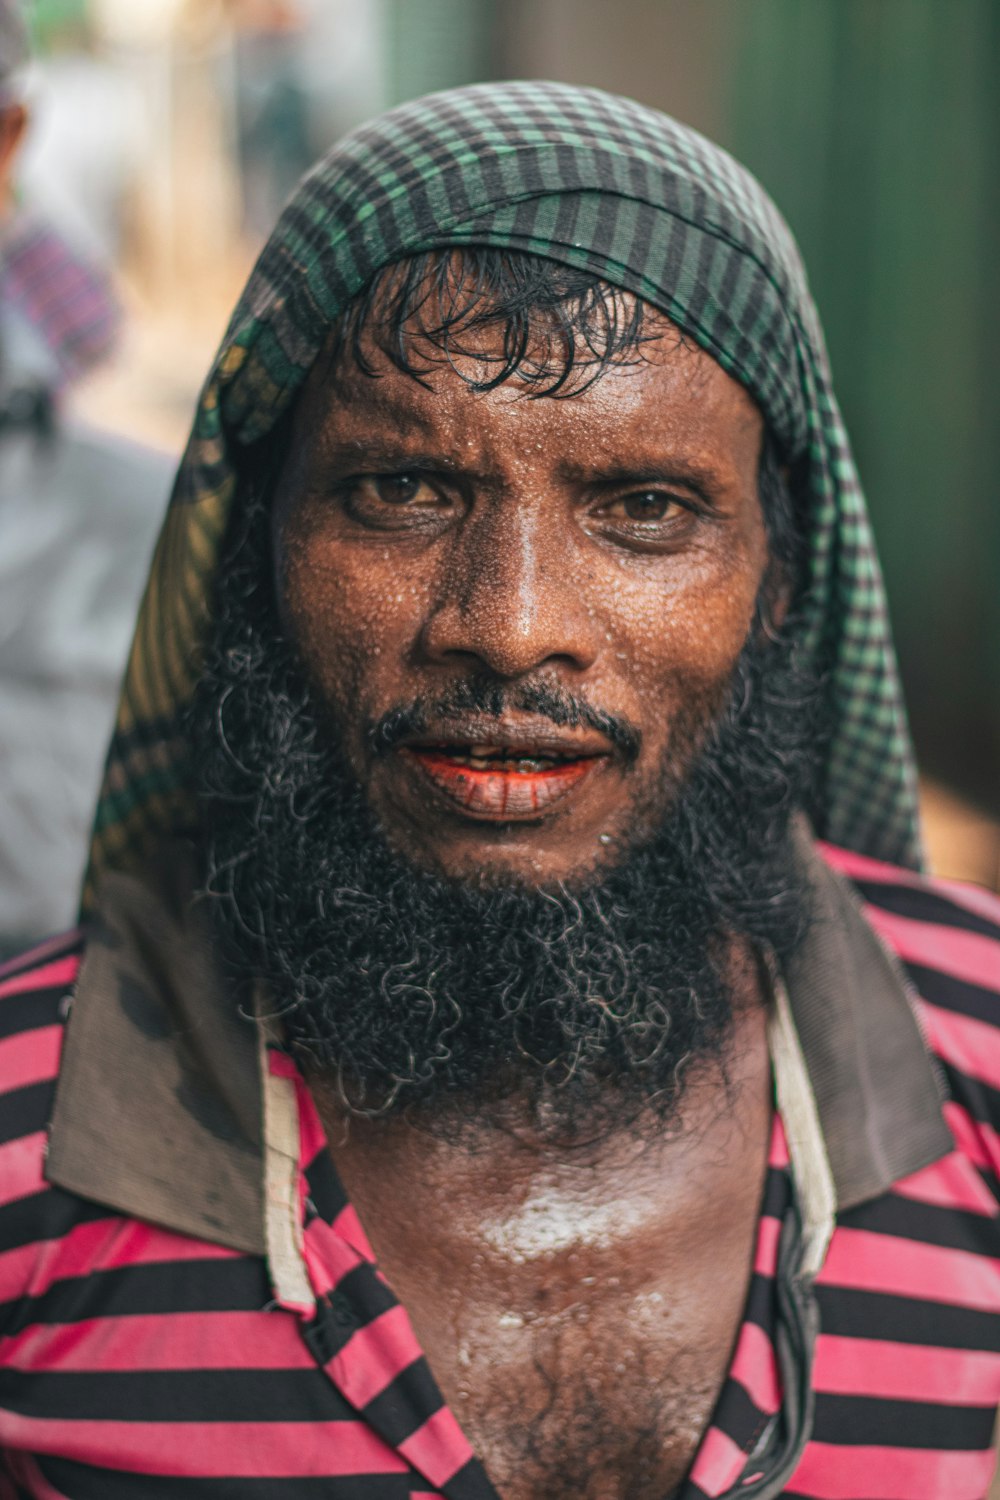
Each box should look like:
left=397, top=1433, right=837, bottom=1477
left=759, top=459, right=797, bottom=638
left=754, top=559, right=791, bottom=645
left=0, top=102, right=28, bottom=209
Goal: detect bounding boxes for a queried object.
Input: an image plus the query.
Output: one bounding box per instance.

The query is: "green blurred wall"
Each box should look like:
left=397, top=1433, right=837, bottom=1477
left=383, top=0, right=498, bottom=107
left=727, top=0, right=1000, bottom=810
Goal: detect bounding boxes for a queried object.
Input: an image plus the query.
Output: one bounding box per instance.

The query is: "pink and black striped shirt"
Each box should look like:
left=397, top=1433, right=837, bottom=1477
left=1, top=840, right=1000, bottom=1498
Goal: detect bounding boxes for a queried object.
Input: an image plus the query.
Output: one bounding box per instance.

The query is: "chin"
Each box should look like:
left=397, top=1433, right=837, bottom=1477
left=382, top=822, right=634, bottom=894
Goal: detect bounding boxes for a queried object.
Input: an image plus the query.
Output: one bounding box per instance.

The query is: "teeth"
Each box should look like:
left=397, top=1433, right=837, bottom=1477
left=431, top=747, right=559, bottom=772
left=424, top=743, right=588, bottom=770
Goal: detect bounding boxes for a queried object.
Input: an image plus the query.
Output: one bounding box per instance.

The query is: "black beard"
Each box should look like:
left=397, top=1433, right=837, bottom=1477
left=187, top=503, right=819, bottom=1139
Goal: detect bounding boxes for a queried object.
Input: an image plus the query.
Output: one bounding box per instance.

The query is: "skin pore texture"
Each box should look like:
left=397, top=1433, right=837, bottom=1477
left=273, top=313, right=770, bottom=888
left=191, top=280, right=817, bottom=1499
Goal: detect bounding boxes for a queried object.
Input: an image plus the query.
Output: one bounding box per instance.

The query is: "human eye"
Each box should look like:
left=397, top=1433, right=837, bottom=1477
left=590, top=488, right=698, bottom=549
left=341, top=471, right=456, bottom=531
left=615, top=491, right=683, bottom=522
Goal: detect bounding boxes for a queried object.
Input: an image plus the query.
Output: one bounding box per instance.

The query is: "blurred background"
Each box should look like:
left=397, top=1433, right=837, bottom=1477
left=1, top=0, right=997, bottom=951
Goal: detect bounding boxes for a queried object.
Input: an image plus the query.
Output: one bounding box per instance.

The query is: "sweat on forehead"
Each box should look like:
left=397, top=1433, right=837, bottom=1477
left=286, top=247, right=729, bottom=473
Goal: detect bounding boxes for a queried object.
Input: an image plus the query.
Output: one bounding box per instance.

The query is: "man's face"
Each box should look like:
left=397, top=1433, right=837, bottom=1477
left=273, top=308, right=769, bottom=889
left=193, top=291, right=811, bottom=1125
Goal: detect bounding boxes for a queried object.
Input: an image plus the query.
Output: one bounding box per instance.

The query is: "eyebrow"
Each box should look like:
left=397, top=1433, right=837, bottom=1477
left=321, top=380, right=439, bottom=435
left=312, top=441, right=477, bottom=479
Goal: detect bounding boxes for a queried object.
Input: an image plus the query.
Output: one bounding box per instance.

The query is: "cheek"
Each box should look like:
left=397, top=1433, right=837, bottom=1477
left=598, top=535, right=765, bottom=723
left=278, top=523, right=429, bottom=723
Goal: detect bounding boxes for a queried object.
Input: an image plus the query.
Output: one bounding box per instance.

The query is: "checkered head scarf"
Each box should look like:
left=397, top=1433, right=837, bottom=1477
left=87, top=81, right=923, bottom=901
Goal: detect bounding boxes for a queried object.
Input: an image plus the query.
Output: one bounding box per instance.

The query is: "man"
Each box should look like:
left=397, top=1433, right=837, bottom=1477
left=2, top=82, right=999, bottom=1500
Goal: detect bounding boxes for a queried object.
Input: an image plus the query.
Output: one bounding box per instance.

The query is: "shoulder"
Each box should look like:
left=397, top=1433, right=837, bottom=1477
left=0, top=932, right=83, bottom=1228
left=819, top=841, right=1000, bottom=938
left=818, top=842, right=1000, bottom=1090
left=0, top=934, right=149, bottom=1338
left=0, top=933, right=82, bottom=1100
left=818, top=842, right=1000, bottom=993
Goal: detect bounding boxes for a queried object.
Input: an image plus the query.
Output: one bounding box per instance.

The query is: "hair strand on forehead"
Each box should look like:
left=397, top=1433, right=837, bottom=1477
left=332, top=246, right=662, bottom=398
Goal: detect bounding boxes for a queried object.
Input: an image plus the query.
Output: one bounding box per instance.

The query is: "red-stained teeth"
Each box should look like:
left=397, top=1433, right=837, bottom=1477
left=428, top=744, right=582, bottom=773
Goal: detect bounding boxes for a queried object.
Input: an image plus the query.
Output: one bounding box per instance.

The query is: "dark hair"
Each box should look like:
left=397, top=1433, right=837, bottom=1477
left=332, top=246, right=654, bottom=397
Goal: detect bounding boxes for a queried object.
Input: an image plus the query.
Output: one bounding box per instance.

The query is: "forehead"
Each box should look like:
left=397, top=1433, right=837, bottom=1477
left=288, top=300, right=763, bottom=483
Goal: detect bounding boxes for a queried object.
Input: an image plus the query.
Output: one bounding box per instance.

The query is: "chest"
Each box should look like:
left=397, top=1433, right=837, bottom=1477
left=404, top=1214, right=760, bottom=1500
left=336, top=1109, right=774, bottom=1500
left=12, top=1148, right=1000, bottom=1498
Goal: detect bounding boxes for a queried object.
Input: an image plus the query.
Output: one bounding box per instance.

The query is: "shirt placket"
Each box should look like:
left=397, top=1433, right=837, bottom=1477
left=261, top=1044, right=501, bottom=1500
left=680, top=977, right=836, bottom=1499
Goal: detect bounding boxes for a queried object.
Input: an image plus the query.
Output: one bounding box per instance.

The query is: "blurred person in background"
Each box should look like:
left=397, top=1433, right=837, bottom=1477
left=0, top=0, right=173, bottom=956
left=232, top=0, right=313, bottom=236
left=1, top=80, right=1000, bottom=1500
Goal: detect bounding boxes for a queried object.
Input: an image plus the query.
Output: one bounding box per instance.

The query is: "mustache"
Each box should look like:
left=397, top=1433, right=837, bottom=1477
left=365, top=677, right=642, bottom=764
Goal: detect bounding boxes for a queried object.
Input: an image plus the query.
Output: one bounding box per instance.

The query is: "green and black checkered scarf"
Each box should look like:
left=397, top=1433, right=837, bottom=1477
left=87, top=80, right=922, bottom=901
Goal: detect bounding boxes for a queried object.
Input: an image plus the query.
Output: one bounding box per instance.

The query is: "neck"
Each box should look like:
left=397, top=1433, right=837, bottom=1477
left=307, top=939, right=772, bottom=1220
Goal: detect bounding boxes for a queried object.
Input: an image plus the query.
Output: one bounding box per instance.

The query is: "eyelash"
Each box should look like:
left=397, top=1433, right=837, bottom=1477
left=338, top=472, right=701, bottom=542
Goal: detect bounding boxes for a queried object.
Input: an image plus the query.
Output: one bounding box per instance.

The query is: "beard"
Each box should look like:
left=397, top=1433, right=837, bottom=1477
left=187, top=500, right=819, bottom=1140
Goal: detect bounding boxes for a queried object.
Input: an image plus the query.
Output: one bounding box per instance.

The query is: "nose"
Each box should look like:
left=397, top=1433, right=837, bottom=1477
left=418, top=503, right=601, bottom=677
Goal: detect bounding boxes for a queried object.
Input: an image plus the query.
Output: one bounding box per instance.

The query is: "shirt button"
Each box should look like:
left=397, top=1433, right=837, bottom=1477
left=329, top=1291, right=358, bottom=1331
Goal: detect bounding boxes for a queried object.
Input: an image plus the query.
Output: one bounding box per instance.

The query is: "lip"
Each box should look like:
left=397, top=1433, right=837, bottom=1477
left=395, top=716, right=613, bottom=820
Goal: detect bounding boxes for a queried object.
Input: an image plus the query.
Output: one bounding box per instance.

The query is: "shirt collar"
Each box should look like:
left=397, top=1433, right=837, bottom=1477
left=46, top=824, right=952, bottom=1254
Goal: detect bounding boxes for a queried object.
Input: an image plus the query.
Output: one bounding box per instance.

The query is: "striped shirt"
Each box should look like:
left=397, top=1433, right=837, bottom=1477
left=1, top=843, right=1000, bottom=1498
